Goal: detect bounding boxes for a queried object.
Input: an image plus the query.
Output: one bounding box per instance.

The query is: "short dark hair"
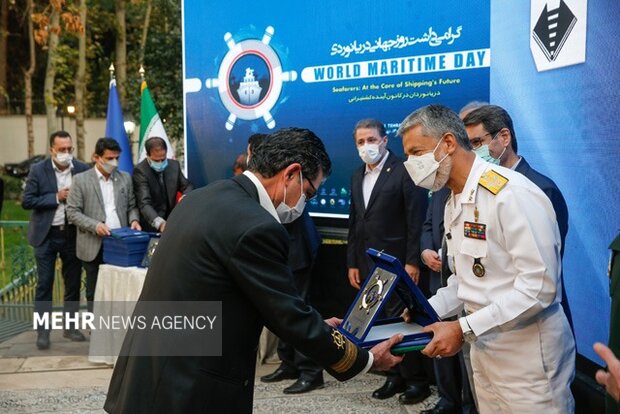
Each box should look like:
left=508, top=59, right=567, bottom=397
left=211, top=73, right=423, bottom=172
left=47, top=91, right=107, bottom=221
left=233, top=153, right=247, bottom=172
left=462, top=105, right=518, bottom=153
left=247, top=133, right=268, bottom=153
left=49, top=131, right=72, bottom=147
left=398, top=104, right=472, bottom=150
left=247, top=127, right=331, bottom=181
left=94, top=137, right=122, bottom=156
left=352, top=118, right=386, bottom=139
left=145, top=137, right=167, bottom=156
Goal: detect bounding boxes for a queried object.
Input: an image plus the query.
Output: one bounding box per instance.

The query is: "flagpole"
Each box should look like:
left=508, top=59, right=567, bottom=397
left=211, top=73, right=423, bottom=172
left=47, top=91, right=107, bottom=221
left=109, top=63, right=115, bottom=81
left=139, top=65, right=145, bottom=82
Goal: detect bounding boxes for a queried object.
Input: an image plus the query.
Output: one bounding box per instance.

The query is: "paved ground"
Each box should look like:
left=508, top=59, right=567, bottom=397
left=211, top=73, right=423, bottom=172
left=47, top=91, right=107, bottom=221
left=0, top=331, right=439, bottom=413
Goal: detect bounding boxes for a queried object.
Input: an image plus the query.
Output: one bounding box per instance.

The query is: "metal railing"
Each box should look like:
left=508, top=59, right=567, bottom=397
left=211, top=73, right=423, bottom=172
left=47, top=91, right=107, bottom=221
left=0, top=221, right=70, bottom=329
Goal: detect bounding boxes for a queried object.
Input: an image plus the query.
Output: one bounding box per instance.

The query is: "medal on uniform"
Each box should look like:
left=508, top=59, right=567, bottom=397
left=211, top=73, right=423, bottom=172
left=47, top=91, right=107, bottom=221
left=472, top=258, right=485, bottom=277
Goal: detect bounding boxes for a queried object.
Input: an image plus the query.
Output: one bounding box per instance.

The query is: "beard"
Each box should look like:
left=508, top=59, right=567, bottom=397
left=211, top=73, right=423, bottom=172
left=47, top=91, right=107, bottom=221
left=431, top=154, right=452, bottom=192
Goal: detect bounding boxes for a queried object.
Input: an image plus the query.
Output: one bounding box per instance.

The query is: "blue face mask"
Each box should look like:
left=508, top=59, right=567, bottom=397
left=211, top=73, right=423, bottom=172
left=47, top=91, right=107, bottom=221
left=474, top=145, right=500, bottom=165
left=149, top=158, right=168, bottom=173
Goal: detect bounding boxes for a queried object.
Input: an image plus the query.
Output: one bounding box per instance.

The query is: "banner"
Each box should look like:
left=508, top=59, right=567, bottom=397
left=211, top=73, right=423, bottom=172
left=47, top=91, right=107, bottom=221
left=182, top=0, right=490, bottom=217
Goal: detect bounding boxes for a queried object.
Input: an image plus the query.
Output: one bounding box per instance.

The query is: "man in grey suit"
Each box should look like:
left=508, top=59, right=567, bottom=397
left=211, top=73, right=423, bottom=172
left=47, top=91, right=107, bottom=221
left=67, top=138, right=140, bottom=312
left=23, top=131, right=90, bottom=349
left=133, top=137, right=192, bottom=233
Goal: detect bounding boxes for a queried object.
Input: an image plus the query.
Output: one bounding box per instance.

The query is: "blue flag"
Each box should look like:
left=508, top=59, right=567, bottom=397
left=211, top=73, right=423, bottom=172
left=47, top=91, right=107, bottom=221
left=105, top=79, right=133, bottom=174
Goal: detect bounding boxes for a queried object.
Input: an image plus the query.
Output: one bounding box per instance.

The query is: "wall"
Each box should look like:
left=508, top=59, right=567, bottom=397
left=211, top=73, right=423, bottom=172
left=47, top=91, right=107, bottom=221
left=0, top=115, right=139, bottom=166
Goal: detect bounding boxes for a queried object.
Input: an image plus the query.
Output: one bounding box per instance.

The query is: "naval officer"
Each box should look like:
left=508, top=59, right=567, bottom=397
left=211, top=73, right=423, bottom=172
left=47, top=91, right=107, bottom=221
left=399, top=104, right=575, bottom=413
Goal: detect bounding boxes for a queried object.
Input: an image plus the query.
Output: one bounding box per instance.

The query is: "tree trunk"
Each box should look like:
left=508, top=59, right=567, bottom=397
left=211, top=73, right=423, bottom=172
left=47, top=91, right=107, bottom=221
left=115, top=0, right=127, bottom=105
left=44, top=7, right=60, bottom=135
left=138, top=0, right=152, bottom=66
left=75, top=0, right=87, bottom=160
left=24, top=0, right=35, bottom=158
left=0, top=0, right=8, bottom=114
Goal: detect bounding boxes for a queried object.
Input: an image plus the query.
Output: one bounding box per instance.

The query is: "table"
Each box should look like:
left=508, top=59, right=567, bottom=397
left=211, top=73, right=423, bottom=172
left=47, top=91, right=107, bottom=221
left=88, top=264, right=147, bottom=365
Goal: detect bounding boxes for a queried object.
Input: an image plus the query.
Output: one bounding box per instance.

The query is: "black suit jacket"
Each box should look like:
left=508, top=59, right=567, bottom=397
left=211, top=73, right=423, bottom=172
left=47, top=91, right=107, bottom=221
left=515, top=157, right=568, bottom=257
left=420, top=187, right=451, bottom=295
left=22, top=158, right=90, bottom=247
left=132, top=158, right=193, bottom=232
left=104, top=174, right=369, bottom=414
left=347, top=151, right=428, bottom=277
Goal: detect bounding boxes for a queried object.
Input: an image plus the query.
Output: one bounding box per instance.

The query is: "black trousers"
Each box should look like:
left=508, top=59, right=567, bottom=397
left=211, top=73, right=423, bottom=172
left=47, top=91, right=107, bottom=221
left=276, top=266, right=322, bottom=381
left=82, top=248, right=103, bottom=313
left=33, top=226, right=82, bottom=331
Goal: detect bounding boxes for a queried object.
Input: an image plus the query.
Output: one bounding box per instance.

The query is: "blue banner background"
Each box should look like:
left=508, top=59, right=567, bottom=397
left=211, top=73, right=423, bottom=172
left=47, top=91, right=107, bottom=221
left=183, top=0, right=490, bottom=216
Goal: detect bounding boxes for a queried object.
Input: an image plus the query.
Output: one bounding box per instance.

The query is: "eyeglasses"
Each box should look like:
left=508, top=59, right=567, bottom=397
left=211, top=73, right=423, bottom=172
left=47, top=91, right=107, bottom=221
left=469, top=131, right=500, bottom=150
left=305, top=178, right=318, bottom=201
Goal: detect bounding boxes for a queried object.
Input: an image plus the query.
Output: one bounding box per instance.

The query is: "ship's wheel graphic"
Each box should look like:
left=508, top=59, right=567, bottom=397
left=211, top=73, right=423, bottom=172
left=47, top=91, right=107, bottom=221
left=360, top=274, right=386, bottom=315
left=205, top=26, right=297, bottom=130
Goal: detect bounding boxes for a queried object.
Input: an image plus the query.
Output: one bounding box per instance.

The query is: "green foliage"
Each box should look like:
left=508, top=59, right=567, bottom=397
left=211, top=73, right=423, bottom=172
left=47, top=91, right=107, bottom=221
left=0, top=176, right=26, bottom=203
left=6, top=0, right=184, bottom=144
left=126, top=1, right=183, bottom=147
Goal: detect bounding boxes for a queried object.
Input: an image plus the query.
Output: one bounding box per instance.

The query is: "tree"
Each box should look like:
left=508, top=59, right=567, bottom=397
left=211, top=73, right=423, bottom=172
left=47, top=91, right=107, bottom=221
left=24, top=0, right=35, bottom=157
left=74, top=0, right=86, bottom=160
left=0, top=0, right=8, bottom=114
left=114, top=0, right=127, bottom=105
left=42, top=4, right=60, bottom=134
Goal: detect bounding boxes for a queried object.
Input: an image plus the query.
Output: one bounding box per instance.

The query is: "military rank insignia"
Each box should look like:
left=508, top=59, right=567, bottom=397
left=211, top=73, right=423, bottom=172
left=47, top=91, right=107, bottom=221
left=464, top=221, right=486, bottom=240
left=478, top=170, right=509, bottom=194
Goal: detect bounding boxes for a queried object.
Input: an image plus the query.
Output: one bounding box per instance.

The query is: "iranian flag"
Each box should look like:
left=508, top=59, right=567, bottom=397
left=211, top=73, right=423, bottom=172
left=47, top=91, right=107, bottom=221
left=138, top=80, right=175, bottom=161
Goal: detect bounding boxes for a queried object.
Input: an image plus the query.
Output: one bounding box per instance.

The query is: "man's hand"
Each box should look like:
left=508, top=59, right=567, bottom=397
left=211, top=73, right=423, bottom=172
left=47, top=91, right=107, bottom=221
left=131, top=221, right=142, bottom=231
left=421, top=321, right=464, bottom=359
left=348, top=268, right=361, bottom=290
left=421, top=249, right=441, bottom=273
left=57, top=187, right=70, bottom=203
left=158, top=221, right=166, bottom=233
left=96, top=222, right=111, bottom=237
left=370, top=333, right=404, bottom=371
left=405, top=264, right=420, bottom=284
left=594, top=342, right=620, bottom=401
left=324, top=317, right=342, bottom=329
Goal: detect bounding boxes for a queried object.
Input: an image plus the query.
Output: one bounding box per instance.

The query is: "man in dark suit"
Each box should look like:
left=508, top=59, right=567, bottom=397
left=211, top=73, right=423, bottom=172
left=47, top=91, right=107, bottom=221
left=104, top=128, right=404, bottom=414
left=347, top=119, right=431, bottom=405
left=420, top=187, right=477, bottom=414
left=462, top=105, right=573, bottom=328
left=133, top=137, right=192, bottom=233
left=22, top=131, right=90, bottom=349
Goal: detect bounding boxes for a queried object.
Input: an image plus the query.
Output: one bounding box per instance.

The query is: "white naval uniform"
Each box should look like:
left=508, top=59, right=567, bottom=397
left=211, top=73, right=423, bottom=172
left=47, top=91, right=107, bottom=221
left=428, top=156, right=575, bottom=413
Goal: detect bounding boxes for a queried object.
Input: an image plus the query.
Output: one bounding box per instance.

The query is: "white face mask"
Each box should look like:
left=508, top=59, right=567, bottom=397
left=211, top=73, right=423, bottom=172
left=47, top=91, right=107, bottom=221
left=100, top=158, right=118, bottom=175
left=276, top=171, right=307, bottom=223
left=358, top=143, right=383, bottom=165
left=403, top=137, right=449, bottom=190
left=54, top=152, right=73, bottom=167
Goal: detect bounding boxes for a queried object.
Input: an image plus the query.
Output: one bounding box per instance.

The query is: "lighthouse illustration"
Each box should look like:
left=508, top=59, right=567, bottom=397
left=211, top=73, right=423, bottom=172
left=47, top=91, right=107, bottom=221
left=237, top=68, right=262, bottom=106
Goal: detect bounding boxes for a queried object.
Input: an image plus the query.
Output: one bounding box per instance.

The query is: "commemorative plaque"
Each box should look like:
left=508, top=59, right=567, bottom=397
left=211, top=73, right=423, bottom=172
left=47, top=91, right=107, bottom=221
left=338, top=249, right=440, bottom=354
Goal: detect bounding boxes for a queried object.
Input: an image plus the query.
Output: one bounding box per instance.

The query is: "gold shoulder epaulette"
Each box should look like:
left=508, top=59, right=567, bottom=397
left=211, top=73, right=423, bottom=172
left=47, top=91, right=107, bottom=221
left=478, top=170, right=509, bottom=195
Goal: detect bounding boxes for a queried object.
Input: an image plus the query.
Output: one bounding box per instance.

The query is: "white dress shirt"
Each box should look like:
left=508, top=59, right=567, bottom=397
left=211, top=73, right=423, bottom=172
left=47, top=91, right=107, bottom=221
left=52, top=159, right=73, bottom=226
left=362, top=151, right=388, bottom=208
left=95, top=167, right=122, bottom=229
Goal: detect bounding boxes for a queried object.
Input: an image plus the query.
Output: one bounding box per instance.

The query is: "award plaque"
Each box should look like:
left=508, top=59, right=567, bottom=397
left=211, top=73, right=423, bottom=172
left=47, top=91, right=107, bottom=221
left=338, top=248, right=440, bottom=353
